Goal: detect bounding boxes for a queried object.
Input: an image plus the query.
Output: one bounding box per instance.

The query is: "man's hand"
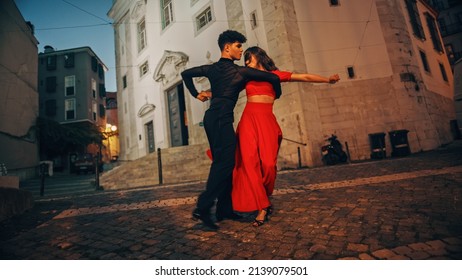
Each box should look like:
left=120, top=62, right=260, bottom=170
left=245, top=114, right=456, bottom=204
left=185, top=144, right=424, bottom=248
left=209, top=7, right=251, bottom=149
left=196, top=91, right=212, bottom=102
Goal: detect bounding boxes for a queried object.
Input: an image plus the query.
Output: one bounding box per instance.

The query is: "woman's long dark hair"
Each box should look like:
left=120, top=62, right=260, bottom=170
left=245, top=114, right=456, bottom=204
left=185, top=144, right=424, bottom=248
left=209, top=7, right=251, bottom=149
left=244, top=46, right=278, bottom=71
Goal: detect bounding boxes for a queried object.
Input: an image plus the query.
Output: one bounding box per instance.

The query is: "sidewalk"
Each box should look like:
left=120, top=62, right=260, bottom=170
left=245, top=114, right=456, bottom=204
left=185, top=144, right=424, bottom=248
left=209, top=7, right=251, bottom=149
left=1, top=141, right=461, bottom=260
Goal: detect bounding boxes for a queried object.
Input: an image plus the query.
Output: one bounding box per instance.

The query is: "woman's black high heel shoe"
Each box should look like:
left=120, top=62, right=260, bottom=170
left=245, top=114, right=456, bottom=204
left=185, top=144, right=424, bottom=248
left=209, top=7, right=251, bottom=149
left=252, top=208, right=269, bottom=227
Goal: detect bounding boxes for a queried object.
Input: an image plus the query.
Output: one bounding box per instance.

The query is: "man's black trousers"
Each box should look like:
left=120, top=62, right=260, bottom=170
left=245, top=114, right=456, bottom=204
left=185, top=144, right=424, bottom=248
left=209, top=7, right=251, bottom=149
left=196, top=103, right=236, bottom=217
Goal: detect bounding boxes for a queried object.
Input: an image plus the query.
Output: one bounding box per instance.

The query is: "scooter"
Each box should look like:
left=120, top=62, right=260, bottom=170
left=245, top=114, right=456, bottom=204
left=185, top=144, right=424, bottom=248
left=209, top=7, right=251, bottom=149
left=321, top=134, right=348, bottom=165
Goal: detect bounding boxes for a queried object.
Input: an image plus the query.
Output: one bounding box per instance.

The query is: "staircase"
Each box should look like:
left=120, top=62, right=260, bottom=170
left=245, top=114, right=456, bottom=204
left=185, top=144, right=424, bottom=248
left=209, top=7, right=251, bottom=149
left=100, top=143, right=211, bottom=190
left=19, top=173, right=96, bottom=198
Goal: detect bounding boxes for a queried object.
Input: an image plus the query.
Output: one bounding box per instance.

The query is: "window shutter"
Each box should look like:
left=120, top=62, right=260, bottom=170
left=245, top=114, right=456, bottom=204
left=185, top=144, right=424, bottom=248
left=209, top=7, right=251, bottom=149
left=46, top=55, right=57, bottom=71
left=91, top=57, right=97, bottom=72
left=99, top=84, right=106, bottom=98
left=98, top=64, right=104, bottom=79
left=99, top=104, right=106, bottom=117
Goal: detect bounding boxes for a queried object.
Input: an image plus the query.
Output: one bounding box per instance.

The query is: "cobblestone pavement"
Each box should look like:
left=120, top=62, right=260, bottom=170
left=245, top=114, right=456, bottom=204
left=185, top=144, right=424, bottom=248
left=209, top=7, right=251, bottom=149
left=1, top=141, right=461, bottom=260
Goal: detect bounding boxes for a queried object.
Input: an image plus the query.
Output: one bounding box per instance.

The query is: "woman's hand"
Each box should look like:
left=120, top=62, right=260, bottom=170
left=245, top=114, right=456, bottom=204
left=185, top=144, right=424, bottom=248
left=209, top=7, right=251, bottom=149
left=329, top=74, right=340, bottom=84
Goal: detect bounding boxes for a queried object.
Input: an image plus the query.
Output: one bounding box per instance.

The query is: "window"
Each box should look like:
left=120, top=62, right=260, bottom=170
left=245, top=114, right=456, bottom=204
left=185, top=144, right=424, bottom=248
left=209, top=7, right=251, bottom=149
left=405, top=0, right=425, bottom=40
left=46, top=55, right=57, bottom=70
left=92, top=101, right=97, bottom=121
left=92, top=79, right=97, bottom=98
left=99, top=84, right=106, bottom=98
left=329, top=0, right=339, bottom=6
left=65, top=99, right=76, bottom=120
left=196, top=6, right=213, bottom=32
left=445, top=44, right=455, bottom=60
left=138, top=18, right=147, bottom=52
left=400, top=72, right=416, bottom=83
left=347, top=66, right=355, bottom=79
left=65, top=76, right=75, bottom=96
left=439, top=63, right=448, bottom=82
left=45, top=99, right=57, bottom=116
left=91, top=57, right=97, bottom=72
left=123, top=75, right=127, bottom=89
left=106, top=98, right=117, bottom=109
left=438, top=18, right=447, bottom=36
left=425, top=13, right=444, bottom=53
left=161, top=0, right=173, bottom=29
left=419, top=50, right=430, bottom=73
left=139, top=60, right=149, bottom=77
left=46, top=76, right=57, bottom=93
left=64, top=53, right=74, bottom=68
left=250, top=11, right=258, bottom=29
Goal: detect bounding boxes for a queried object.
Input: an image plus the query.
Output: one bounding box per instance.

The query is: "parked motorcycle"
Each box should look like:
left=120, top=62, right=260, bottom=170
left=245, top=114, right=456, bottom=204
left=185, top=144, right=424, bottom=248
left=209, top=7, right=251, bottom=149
left=321, top=134, right=348, bottom=165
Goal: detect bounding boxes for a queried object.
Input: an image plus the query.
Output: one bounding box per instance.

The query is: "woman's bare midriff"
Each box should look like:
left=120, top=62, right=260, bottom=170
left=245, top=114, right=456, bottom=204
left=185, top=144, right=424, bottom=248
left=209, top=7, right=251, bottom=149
left=247, top=95, right=275, bottom=103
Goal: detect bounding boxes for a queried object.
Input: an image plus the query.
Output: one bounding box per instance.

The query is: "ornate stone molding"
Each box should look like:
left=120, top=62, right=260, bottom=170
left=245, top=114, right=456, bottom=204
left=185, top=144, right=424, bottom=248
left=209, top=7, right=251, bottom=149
left=137, top=103, right=156, bottom=118
left=130, top=0, right=146, bottom=20
left=153, top=50, right=189, bottom=86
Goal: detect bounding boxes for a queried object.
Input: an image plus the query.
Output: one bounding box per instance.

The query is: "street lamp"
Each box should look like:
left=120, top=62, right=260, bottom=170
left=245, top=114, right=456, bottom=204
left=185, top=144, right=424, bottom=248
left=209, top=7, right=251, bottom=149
left=107, top=123, right=117, bottom=133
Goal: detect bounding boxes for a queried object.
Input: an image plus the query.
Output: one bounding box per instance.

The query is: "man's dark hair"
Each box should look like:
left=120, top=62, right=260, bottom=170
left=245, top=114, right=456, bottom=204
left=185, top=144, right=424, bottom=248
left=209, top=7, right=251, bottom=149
left=218, top=30, right=247, bottom=51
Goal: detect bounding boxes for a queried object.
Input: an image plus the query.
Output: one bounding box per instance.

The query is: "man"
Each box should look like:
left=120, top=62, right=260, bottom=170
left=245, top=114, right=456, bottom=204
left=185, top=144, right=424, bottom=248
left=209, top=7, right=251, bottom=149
left=181, top=30, right=282, bottom=230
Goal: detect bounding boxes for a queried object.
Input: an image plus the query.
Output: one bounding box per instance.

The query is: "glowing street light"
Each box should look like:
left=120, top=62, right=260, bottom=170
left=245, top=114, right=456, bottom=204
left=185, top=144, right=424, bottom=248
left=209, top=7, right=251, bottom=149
left=105, top=123, right=118, bottom=162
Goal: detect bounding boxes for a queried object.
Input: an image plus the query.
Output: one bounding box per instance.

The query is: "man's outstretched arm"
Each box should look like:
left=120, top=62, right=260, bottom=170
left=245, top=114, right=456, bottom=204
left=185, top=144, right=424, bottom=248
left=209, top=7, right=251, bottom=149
left=240, top=67, right=282, bottom=98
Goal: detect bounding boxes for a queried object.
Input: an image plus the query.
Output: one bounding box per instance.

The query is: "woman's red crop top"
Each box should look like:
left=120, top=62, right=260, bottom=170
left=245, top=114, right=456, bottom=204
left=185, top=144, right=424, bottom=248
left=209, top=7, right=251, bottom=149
left=245, top=70, right=292, bottom=98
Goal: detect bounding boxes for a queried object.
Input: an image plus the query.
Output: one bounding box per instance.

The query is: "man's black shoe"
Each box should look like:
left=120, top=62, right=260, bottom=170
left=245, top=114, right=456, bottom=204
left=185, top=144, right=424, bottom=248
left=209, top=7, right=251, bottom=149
left=192, top=209, right=219, bottom=230
left=216, top=212, right=243, bottom=222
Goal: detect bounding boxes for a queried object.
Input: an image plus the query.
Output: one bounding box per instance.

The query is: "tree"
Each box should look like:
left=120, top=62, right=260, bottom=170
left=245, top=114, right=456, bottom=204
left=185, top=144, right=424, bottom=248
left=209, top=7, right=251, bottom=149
left=35, top=117, right=104, bottom=159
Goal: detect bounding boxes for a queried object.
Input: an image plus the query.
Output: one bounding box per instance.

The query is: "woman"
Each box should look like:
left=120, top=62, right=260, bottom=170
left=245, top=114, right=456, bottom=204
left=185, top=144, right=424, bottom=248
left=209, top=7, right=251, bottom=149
left=232, top=46, right=340, bottom=227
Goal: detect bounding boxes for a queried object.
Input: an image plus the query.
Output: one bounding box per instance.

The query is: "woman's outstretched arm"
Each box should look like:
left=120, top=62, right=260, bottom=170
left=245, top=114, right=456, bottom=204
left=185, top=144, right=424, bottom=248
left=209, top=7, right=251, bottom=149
left=290, top=73, right=340, bottom=84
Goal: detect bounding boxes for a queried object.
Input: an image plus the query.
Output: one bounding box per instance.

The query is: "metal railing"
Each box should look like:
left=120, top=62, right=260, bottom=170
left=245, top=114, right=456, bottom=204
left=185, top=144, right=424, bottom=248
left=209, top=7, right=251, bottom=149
left=282, top=137, right=307, bottom=169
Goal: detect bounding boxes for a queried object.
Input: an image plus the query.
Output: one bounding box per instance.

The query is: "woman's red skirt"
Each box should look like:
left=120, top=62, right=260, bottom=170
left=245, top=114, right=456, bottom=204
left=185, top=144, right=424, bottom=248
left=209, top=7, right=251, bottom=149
left=232, top=102, right=282, bottom=212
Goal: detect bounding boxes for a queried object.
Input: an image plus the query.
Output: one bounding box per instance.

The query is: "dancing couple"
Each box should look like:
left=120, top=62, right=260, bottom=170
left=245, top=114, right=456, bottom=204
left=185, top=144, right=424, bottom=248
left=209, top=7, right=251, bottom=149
left=181, top=30, right=339, bottom=230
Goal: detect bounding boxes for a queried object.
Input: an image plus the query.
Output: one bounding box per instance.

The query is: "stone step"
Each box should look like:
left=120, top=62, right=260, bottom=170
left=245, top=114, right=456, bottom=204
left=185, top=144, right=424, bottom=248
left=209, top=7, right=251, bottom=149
left=100, top=144, right=211, bottom=190
left=19, top=174, right=96, bottom=198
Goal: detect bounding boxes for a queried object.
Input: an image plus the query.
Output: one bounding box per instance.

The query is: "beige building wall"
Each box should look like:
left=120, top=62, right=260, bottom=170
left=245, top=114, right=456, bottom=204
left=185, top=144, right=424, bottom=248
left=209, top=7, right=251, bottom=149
left=0, top=0, right=39, bottom=179
left=235, top=0, right=455, bottom=167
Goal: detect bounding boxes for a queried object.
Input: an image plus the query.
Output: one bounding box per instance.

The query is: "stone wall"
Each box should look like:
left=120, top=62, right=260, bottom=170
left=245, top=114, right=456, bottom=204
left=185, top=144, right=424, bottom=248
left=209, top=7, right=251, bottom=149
left=0, top=187, right=34, bottom=222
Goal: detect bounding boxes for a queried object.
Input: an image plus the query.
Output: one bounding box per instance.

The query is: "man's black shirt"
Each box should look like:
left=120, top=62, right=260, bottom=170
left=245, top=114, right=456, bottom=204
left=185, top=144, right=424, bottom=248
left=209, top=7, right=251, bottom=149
left=181, top=58, right=282, bottom=106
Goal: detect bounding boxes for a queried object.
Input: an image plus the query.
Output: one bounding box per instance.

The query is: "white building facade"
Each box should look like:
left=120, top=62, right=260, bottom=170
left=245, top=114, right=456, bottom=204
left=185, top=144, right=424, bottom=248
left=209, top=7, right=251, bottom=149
left=108, top=0, right=455, bottom=169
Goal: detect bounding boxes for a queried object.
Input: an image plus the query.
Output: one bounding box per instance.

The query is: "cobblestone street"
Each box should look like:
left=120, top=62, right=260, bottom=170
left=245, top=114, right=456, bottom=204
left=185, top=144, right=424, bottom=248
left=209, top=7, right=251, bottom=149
left=1, top=141, right=461, bottom=260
